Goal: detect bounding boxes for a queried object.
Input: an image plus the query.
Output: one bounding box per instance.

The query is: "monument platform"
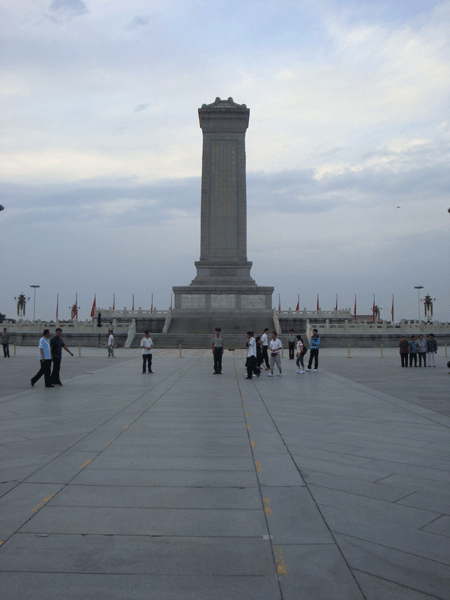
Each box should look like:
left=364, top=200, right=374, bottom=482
left=1, top=349, right=450, bottom=599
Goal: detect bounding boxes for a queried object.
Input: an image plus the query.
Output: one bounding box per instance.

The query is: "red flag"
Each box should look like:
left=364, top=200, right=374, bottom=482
left=90, top=294, right=96, bottom=318
left=295, top=294, right=299, bottom=312
left=112, top=293, right=115, bottom=311
left=132, top=293, right=135, bottom=311
left=278, top=294, right=281, bottom=312
left=391, top=295, right=394, bottom=323
left=335, top=294, right=338, bottom=311
left=354, top=294, right=357, bottom=320
left=151, top=293, right=153, bottom=313
left=317, top=294, right=319, bottom=311
left=56, top=293, right=59, bottom=321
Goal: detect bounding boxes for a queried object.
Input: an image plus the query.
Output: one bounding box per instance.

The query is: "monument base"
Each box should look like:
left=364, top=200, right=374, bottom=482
left=172, top=285, right=273, bottom=311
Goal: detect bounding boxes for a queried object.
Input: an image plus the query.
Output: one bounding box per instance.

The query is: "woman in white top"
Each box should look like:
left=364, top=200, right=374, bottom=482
left=295, top=335, right=306, bottom=374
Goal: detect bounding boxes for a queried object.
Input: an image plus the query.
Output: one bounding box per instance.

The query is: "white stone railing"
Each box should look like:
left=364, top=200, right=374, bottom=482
left=4, top=319, right=129, bottom=334
left=95, top=308, right=169, bottom=318
left=277, top=308, right=353, bottom=319
left=124, top=319, right=136, bottom=348
left=307, top=319, right=450, bottom=335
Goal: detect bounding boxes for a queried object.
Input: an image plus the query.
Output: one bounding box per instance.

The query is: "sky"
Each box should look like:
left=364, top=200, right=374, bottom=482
left=1, top=0, right=449, bottom=323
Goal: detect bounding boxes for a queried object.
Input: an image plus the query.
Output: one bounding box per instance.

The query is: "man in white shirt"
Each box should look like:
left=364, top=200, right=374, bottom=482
left=260, top=328, right=270, bottom=370
left=268, top=331, right=282, bottom=377
left=108, top=333, right=114, bottom=357
left=141, top=330, right=153, bottom=373
left=245, top=331, right=259, bottom=379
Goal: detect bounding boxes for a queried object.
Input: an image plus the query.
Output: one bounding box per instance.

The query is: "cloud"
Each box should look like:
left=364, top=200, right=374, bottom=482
left=133, top=104, right=149, bottom=113
left=126, top=15, right=152, bottom=29
left=46, top=0, right=89, bottom=23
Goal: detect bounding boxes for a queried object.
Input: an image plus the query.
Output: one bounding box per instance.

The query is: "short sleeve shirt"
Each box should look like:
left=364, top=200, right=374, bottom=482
left=270, top=339, right=282, bottom=355
left=50, top=336, right=66, bottom=359
left=141, top=337, right=153, bottom=354
left=211, top=335, right=224, bottom=348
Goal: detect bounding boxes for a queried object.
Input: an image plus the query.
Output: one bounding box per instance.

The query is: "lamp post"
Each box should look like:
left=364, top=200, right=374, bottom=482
left=30, top=285, right=40, bottom=321
left=414, top=286, right=424, bottom=321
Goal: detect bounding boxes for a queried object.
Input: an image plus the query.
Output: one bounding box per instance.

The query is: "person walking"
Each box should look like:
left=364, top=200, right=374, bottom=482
left=409, top=335, right=418, bottom=367
left=255, top=336, right=264, bottom=372
left=268, top=331, right=282, bottom=377
left=295, top=335, right=306, bottom=374
left=399, top=336, right=409, bottom=367
left=2, top=327, right=10, bottom=358
left=108, top=332, right=115, bottom=357
left=50, top=328, right=73, bottom=386
left=31, top=329, right=53, bottom=388
left=245, top=331, right=259, bottom=379
left=211, top=327, right=224, bottom=374
left=427, top=334, right=437, bottom=367
left=417, top=334, right=427, bottom=367
left=287, top=329, right=295, bottom=360
left=306, top=329, right=320, bottom=371
left=260, top=328, right=270, bottom=370
left=140, top=330, right=153, bottom=373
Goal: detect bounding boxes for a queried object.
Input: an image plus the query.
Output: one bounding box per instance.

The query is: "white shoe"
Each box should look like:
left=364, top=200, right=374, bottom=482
left=276, top=372, right=282, bottom=376
left=300, top=370, right=305, bottom=374
left=296, top=370, right=301, bottom=374
left=268, top=373, right=274, bottom=377
left=313, top=369, right=318, bottom=372
left=305, top=368, right=311, bottom=371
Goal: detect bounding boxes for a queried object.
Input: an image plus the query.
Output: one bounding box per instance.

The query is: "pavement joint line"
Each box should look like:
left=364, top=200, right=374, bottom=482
left=255, top=461, right=262, bottom=472
left=243, top=356, right=370, bottom=599
left=31, top=494, right=55, bottom=512
left=232, top=353, right=284, bottom=595
left=273, top=545, right=287, bottom=577
left=350, top=569, right=445, bottom=600
left=322, top=369, right=450, bottom=429
left=0, top=353, right=206, bottom=548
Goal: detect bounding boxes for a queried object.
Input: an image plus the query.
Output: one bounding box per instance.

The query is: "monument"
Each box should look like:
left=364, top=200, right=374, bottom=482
left=171, top=98, right=273, bottom=333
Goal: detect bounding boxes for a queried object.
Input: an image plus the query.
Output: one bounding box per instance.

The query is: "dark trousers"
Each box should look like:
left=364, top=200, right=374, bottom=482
left=288, top=342, right=295, bottom=359
left=32, top=359, right=52, bottom=387
left=262, top=346, right=269, bottom=369
left=400, top=353, right=408, bottom=367
left=50, top=357, right=62, bottom=384
left=409, top=353, right=417, bottom=367
left=3, top=343, right=10, bottom=357
left=213, top=348, right=223, bottom=373
left=142, top=354, right=152, bottom=372
left=246, top=355, right=258, bottom=378
left=308, top=349, right=319, bottom=370
left=418, top=352, right=427, bottom=367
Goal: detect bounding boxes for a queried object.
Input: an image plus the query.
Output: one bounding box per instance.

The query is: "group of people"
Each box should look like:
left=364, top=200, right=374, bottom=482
left=30, top=328, right=74, bottom=388
left=210, top=327, right=321, bottom=379
left=399, top=333, right=438, bottom=368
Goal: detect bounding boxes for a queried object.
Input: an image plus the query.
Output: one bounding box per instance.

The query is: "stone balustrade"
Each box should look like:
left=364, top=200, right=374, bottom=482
left=306, top=319, right=450, bottom=337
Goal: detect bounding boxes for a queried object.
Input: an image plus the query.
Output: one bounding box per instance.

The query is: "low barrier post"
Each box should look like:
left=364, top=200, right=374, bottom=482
left=381, top=344, right=384, bottom=358
left=179, top=344, right=182, bottom=358
left=78, top=344, right=81, bottom=358
left=347, top=344, right=351, bottom=358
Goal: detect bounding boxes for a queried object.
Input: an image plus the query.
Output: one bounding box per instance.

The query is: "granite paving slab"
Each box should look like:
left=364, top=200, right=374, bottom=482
left=1, top=350, right=449, bottom=599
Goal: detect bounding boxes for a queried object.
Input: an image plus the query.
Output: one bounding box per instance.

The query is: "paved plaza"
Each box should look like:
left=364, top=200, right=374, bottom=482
left=1, top=348, right=449, bottom=599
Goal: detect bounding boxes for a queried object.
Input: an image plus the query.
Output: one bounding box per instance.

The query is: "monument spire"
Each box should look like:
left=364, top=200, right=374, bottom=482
left=172, top=98, right=273, bottom=319
left=193, top=97, right=254, bottom=285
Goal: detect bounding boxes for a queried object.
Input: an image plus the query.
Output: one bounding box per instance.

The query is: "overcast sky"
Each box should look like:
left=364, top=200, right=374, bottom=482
left=1, top=0, right=449, bottom=322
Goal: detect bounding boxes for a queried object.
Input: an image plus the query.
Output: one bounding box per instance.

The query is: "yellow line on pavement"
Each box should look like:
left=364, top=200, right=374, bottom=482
left=106, top=438, right=115, bottom=446
left=273, top=546, right=287, bottom=576
left=255, top=461, right=261, bottom=472
left=245, top=412, right=249, bottom=418
left=247, top=424, right=251, bottom=430
left=79, top=459, right=93, bottom=469
left=251, top=439, right=256, bottom=447
left=32, top=494, right=54, bottom=512
left=263, top=498, right=272, bottom=514
left=124, top=423, right=131, bottom=429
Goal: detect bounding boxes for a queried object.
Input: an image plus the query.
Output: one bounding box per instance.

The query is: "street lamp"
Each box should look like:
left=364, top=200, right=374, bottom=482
left=30, top=285, right=40, bottom=321
left=414, top=286, right=424, bottom=321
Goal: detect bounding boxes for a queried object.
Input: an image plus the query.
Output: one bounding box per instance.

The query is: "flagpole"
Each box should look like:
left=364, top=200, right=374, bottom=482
left=354, top=294, right=357, bottom=321
left=56, top=293, right=59, bottom=321
left=391, top=294, right=394, bottom=323
left=132, top=293, right=134, bottom=311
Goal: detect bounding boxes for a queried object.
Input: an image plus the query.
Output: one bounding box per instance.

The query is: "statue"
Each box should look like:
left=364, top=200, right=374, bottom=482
left=70, top=303, right=78, bottom=320
left=423, top=294, right=435, bottom=319
left=97, top=311, right=102, bottom=327
left=372, top=305, right=381, bottom=320
left=15, top=293, right=29, bottom=318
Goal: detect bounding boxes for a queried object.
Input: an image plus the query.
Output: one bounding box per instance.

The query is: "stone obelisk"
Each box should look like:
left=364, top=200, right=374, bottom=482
left=172, top=97, right=273, bottom=316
